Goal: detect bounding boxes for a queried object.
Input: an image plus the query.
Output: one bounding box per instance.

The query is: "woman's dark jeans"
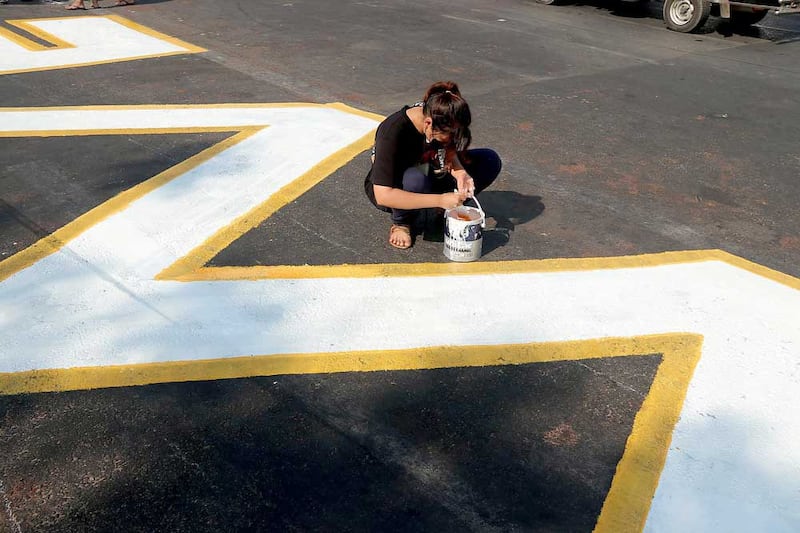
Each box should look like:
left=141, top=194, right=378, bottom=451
left=391, top=148, right=502, bottom=225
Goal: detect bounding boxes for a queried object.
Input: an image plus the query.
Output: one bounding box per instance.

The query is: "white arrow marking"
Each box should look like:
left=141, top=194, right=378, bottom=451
left=0, top=16, right=204, bottom=75
left=0, top=105, right=798, bottom=532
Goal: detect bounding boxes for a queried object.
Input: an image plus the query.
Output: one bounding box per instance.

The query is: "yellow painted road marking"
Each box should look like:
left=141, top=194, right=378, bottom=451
left=0, top=103, right=382, bottom=283
left=0, top=16, right=205, bottom=75
left=4, top=18, right=76, bottom=50
left=0, top=128, right=256, bottom=282
left=1, top=104, right=798, bottom=533
left=0, top=333, right=703, bottom=533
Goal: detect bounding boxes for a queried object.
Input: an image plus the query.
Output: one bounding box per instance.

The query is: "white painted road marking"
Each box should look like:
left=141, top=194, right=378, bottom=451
left=0, top=16, right=204, bottom=75
left=0, top=105, right=798, bottom=532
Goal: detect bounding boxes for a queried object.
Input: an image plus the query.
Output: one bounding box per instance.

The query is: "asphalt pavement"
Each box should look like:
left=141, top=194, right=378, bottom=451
left=1, top=0, right=799, bottom=531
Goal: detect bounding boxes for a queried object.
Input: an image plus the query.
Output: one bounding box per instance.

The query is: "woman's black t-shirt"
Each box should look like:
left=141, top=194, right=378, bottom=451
left=364, top=105, right=427, bottom=207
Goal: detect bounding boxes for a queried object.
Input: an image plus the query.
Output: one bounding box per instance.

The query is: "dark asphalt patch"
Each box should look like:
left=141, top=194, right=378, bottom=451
left=0, top=132, right=233, bottom=259
left=205, top=152, right=547, bottom=267
left=0, top=53, right=294, bottom=109
left=0, top=354, right=661, bottom=532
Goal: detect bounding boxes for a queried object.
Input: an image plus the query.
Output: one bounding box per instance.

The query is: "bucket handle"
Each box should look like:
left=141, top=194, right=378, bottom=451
left=453, top=191, right=486, bottom=228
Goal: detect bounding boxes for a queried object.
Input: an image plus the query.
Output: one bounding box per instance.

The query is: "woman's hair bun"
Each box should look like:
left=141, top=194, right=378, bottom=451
left=423, top=81, right=461, bottom=101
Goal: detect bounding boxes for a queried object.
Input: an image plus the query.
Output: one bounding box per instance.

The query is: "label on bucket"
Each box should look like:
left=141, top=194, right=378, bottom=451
left=444, top=239, right=478, bottom=254
left=444, top=222, right=482, bottom=242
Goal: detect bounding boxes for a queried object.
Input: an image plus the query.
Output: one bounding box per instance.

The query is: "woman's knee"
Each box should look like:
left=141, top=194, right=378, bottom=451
left=466, top=148, right=502, bottom=191
left=472, top=148, right=502, bottom=175
left=402, top=167, right=430, bottom=193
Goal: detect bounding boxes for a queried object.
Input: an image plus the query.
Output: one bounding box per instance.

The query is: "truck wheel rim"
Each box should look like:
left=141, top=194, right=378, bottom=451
left=670, top=0, right=695, bottom=25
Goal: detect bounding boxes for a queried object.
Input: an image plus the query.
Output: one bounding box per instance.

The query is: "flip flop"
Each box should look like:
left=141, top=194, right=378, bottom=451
left=114, top=0, right=135, bottom=4
left=66, top=3, right=87, bottom=9
left=389, top=224, right=413, bottom=250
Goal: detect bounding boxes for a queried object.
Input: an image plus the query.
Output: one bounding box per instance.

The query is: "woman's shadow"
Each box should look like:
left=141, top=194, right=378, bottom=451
left=421, top=190, right=545, bottom=255
left=479, top=190, right=545, bottom=254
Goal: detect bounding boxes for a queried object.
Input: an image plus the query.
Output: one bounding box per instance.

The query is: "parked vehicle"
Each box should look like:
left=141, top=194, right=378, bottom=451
left=535, top=0, right=800, bottom=33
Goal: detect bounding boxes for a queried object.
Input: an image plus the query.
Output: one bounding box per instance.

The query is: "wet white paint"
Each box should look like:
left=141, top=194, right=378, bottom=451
left=0, top=106, right=798, bottom=532
left=0, top=16, right=198, bottom=74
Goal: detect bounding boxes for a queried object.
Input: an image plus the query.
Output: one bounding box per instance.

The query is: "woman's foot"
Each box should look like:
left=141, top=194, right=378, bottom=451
left=389, top=224, right=413, bottom=249
left=114, top=0, right=134, bottom=5
left=90, top=0, right=101, bottom=7
left=66, top=0, right=86, bottom=9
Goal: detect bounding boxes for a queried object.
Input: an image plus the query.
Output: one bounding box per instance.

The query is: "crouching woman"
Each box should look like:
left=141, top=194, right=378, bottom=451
left=364, top=81, right=502, bottom=249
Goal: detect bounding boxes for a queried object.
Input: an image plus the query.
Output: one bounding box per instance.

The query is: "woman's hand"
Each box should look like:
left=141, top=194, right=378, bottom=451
left=451, top=168, right=475, bottom=197
left=439, top=191, right=467, bottom=210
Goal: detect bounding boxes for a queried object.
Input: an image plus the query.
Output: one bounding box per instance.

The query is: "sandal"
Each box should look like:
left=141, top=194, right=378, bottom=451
left=389, top=224, right=413, bottom=250
left=114, top=0, right=135, bottom=5
left=66, top=1, right=86, bottom=9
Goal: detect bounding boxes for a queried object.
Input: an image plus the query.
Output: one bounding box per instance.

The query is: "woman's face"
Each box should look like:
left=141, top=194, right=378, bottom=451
left=431, top=129, right=451, bottom=144
left=424, top=118, right=452, bottom=145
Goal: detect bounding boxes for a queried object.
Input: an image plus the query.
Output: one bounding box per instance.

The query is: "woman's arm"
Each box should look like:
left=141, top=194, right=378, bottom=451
left=446, top=149, right=475, bottom=197
left=374, top=185, right=466, bottom=210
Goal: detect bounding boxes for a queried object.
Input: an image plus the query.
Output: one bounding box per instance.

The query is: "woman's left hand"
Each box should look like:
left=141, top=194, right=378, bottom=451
left=452, top=169, right=475, bottom=198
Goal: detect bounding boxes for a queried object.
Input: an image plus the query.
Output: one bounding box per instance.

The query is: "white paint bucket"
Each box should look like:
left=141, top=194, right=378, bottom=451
left=443, top=196, right=486, bottom=262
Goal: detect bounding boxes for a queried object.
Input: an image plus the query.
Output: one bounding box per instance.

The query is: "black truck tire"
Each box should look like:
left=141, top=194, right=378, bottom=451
left=663, top=0, right=712, bottom=32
